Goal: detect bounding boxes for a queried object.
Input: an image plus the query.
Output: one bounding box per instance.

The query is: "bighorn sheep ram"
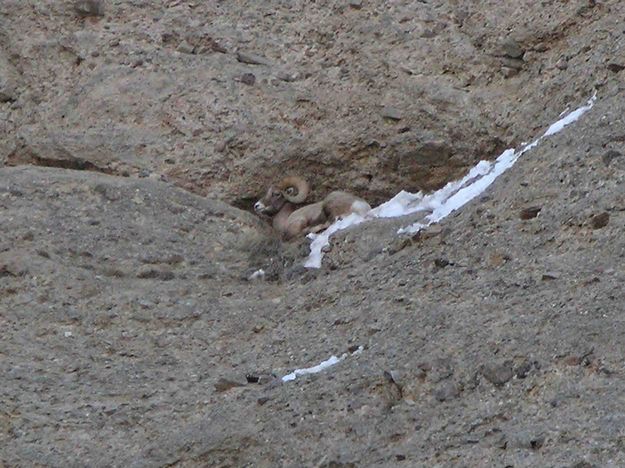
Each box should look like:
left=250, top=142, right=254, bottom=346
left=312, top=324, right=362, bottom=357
left=254, top=176, right=371, bottom=240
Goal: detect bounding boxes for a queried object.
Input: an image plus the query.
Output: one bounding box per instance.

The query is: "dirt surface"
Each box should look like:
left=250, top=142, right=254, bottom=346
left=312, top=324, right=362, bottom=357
left=1, top=0, right=625, bottom=467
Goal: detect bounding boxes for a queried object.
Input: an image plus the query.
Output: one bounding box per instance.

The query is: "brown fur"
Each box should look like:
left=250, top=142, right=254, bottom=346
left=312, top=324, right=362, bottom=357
left=255, top=177, right=371, bottom=241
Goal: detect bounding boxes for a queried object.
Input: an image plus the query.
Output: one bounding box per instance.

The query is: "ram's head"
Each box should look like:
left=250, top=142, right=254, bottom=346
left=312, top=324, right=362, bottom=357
left=254, top=176, right=310, bottom=215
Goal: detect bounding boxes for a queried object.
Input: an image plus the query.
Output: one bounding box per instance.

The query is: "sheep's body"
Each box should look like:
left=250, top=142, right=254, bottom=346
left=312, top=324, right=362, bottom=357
left=279, top=202, right=327, bottom=240
left=254, top=178, right=371, bottom=241
left=323, top=191, right=371, bottom=219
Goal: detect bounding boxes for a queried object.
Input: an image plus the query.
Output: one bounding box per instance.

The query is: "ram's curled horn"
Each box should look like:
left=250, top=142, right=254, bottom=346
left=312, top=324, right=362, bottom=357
left=278, top=176, right=310, bottom=204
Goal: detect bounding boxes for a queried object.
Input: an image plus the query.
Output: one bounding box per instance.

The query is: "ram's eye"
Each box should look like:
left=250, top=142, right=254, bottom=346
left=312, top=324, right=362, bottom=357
left=272, top=192, right=281, bottom=197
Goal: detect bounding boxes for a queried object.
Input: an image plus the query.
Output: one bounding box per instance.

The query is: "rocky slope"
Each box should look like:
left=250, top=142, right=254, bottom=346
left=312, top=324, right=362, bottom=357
left=1, top=0, right=625, bottom=466
left=1, top=0, right=618, bottom=205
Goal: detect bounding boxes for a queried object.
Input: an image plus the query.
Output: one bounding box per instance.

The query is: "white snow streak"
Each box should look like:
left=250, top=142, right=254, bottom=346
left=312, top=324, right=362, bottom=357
left=305, top=93, right=596, bottom=268
left=247, top=268, right=266, bottom=281
left=281, top=346, right=364, bottom=382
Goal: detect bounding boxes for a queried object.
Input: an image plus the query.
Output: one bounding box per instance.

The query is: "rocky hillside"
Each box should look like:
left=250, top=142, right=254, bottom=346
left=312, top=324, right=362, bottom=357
left=1, top=0, right=618, bottom=205
left=1, top=0, right=624, bottom=466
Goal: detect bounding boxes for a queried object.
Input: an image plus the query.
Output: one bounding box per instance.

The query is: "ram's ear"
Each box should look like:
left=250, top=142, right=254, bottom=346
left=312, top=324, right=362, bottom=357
left=284, top=187, right=296, bottom=196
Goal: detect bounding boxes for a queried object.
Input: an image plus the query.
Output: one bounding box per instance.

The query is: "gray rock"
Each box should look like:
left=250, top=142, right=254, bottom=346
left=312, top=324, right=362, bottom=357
left=241, top=73, right=256, bottom=86
left=381, top=107, right=403, bottom=121
left=136, top=266, right=175, bottom=281
left=73, top=0, right=104, bottom=17
left=542, top=271, right=560, bottom=281
left=569, top=461, right=597, bottom=468
left=556, top=58, right=569, bottom=70
left=176, top=40, right=195, bottom=54
left=507, top=430, right=545, bottom=450
left=275, top=70, right=298, bottom=82
left=602, top=150, right=622, bottom=166
left=0, top=52, right=17, bottom=102
left=520, top=206, right=541, bottom=220
left=607, top=63, right=625, bottom=73
left=589, top=212, right=609, bottom=229
left=500, top=57, right=524, bottom=70
left=236, top=52, right=271, bottom=66
left=433, top=381, right=463, bottom=401
left=500, top=39, right=524, bottom=59
left=501, top=66, right=519, bottom=78
left=214, top=377, right=246, bottom=393
left=481, top=361, right=513, bottom=386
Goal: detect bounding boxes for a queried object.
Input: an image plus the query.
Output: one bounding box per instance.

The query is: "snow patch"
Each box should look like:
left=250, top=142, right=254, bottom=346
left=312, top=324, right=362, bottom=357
left=281, top=346, right=364, bottom=382
left=305, top=93, right=596, bottom=267
left=247, top=268, right=266, bottom=281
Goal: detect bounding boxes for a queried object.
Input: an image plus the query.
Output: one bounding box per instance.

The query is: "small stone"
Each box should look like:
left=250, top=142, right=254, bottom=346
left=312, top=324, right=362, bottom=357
left=433, top=381, right=463, bottom=401
left=501, top=66, right=519, bottom=78
left=590, top=212, right=609, bottom=229
left=138, top=299, right=155, bottom=309
left=101, top=267, right=126, bottom=278
left=236, top=52, right=271, bottom=66
left=602, top=150, right=622, bottom=166
left=387, top=237, right=411, bottom=255
left=73, top=0, right=104, bottom=17
left=348, top=0, right=363, bottom=8
left=488, top=253, right=509, bottom=268
left=514, top=359, right=532, bottom=379
left=177, top=40, right=195, bottom=54
left=363, top=247, right=383, bottom=262
left=542, top=271, right=559, bottom=281
left=136, top=266, right=175, bottom=281
left=480, top=432, right=504, bottom=449
left=241, top=73, right=256, bottom=85
left=36, top=249, right=50, bottom=258
left=607, top=63, right=625, bottom=73
left=555, top=58, right=569, bottom=70
left=276, top=70, right=298, bottom=82
left=214, top=377, right=246, bottom=393
left=570, top=461, right=597, bottom=468
left=500, top=57, right=524, bottom=70
left=520, top=206, right=541, bottom=220
left=508, top=431, right=545, bottom=450
left=0, top=57, right=17, bottom=103
left=0, top=86, right=16, bottom=103
left=257, top=374, right=278, bottom=385
left=562, top=354, right=583, bottom=366
left=103, top=404, right=119, bottom=416
left=481, top=361, right=513, bottom=386
left=257, top=396, right=272, bottom=406
left=412, top=225, right=445, bottom=242
left=500, top=39, right=524, bottom=59
left=381, top=107, right=403, bottom=121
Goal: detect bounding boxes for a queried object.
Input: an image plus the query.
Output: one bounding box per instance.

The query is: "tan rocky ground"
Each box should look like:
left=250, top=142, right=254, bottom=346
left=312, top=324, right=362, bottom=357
left=1, top=0, right=625, bottom=466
